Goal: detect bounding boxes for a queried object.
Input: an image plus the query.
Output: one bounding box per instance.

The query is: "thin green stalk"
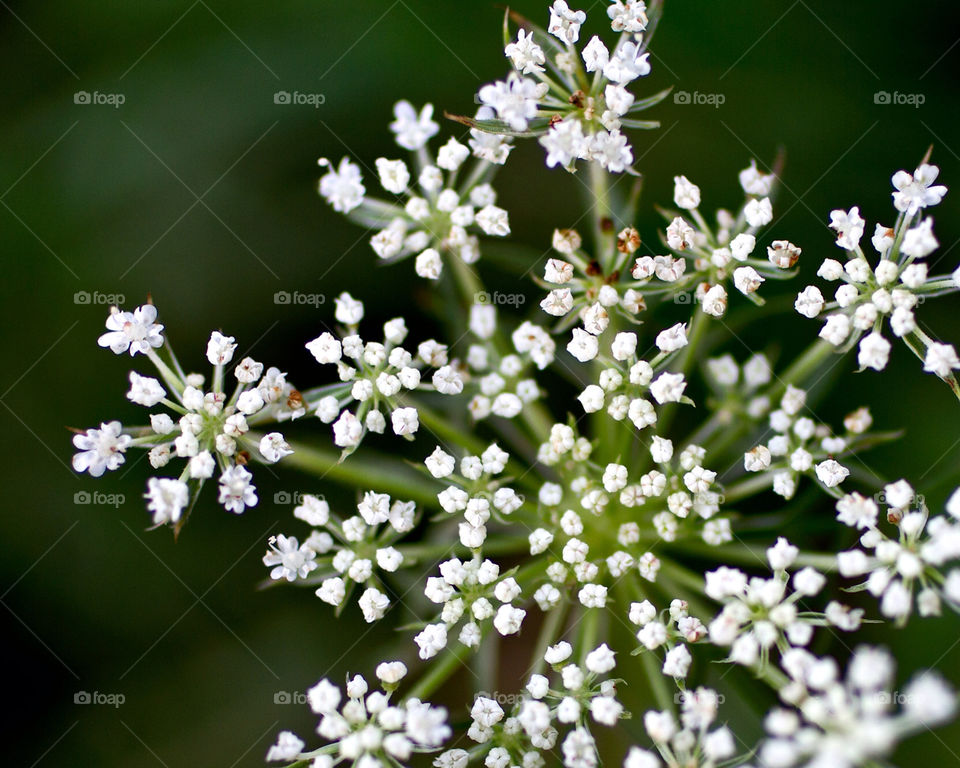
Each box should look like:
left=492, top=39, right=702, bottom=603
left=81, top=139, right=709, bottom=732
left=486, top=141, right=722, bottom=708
left=281, top=439, right=437, bottom=506
left=406, top=642, right=473, bottom=700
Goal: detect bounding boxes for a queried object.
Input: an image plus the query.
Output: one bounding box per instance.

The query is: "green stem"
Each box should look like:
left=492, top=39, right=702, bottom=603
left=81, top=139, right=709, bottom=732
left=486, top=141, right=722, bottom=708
left=406, top=642, right=473, bottom=700
left=281, top=439, right=437, bottom=506
left=530, top=602, right=570, bottom=676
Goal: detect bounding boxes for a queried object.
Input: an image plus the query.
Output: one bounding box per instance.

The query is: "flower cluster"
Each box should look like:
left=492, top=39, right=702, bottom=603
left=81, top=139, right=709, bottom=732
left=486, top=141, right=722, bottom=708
left=705, top=538, right=861, bottom=670
left=467, top=0, right=668, bottom=172
left=318, top=100, right=511, bottom=280
left=265, top=663, right=452, bottom=765
left=795, top=162, right=960, bottom=390
left=835, top=482, right=960, bottom=622
left=304, top=292, right=464, bottom=455
left=74, top=303, right=299, bottom=528
left=69, top=3, right=960, bottom=768
left=742, top=387, right=875, bottom=499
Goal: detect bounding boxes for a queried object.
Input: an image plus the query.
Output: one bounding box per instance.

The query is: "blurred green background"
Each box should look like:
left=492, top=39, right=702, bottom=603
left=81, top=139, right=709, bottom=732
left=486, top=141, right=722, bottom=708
left=2, top=0, right=959, bottom=765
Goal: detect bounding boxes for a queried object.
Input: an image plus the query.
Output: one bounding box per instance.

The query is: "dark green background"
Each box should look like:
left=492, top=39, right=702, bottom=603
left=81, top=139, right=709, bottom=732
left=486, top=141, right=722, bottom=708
left=2, top=1, right=959, bottom=765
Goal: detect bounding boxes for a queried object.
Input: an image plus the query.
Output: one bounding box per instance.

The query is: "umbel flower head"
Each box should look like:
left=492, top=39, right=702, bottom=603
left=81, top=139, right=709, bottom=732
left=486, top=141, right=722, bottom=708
left=69, top=2, right=960, bottom=768
left=455, top=1, right=671, bottom=174
left=74, top=302, right=300, bottom=530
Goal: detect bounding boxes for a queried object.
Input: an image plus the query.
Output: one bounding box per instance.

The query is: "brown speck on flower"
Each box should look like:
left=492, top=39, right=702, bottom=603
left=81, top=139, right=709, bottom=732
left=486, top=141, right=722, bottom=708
left=617, top=227, right=641, bottom=254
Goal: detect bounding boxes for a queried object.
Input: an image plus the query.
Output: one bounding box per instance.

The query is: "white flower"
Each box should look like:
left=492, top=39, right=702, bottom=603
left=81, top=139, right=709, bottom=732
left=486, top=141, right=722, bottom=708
left=673, top=175, right=701, bottom=209
left=901, top=217, right=938, bottom=258
left=603, top=40, right=651, bottom=84
left=857, top=332, right=891, bottom=371
left=391, top=407, right=420, bottom=436
left=493, top=604, right=526, bottom=635
left=739, top=160, right=774, bottom=196
left=127, top=371, right=166, bottom=407
left=540, top=119, right=587, bottom=169
left=218, top=465, right=257, bottom=513
left=145, top=477, right=189, bottom=525
left=263, top=534, right=318, bottom=582
left=744, top=197, right=773, bottom=227
left=306, top=332, right=342, bottom=364
left=505, top=28, right=545, bottom=74
left=582, top=35, right=609, bottom=72
left=548, top=0, right=586, bottom=43
left=815, top=459, right=849, bottom=488
left=608, top=0, right=648, bottom=33
left=794, top=286, right=824, bottom=318
left=266, top=731, right=304, bottom=762
left=389, top=100, right=439, bottom=150
left=334, top=292, right=364, bottom=325
left=98, top=304, right=164, bottom=356
left=829, top=207, right=865, bottom=250
left=733, top=266, right=764, bottom=295
left=701, top=285, right=727, bottom=317
left=656, top=323, right=688, bottom=353
left=891, top=163, right=947, bottom=215
left=317, top=156, right=365, bottom=213
left=924, top=342, right=960, bottom=378
left=567, top=328, right=599, bottom=362
left=475, top=204, right=510, bottom=236
left=72, top=421, right=132, bottom=477
left=260, top=432, right=293, bottom=463
left=650, top=372, right=686, bottom=404
left=666, top=217, right=694, bottom=250
left=479, top=73, right=540, bottom=132
left=589, top=129, right=633, bottom=173
left=375, top=158, right=410, bottom=194
left=206, top=331, right=236, bottom=365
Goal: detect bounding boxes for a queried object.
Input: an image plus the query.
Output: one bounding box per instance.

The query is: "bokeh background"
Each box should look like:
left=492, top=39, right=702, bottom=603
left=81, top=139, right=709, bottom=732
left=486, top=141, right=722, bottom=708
left=2, top=0, right=960, bottom=765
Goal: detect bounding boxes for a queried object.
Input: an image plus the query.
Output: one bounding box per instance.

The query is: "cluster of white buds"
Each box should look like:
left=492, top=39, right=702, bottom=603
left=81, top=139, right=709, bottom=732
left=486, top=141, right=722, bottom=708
left=705, top=538, right=861, bottom=669
left=538, top=226, right=646, bottom=335
left=427, top=442, right=523, bottom=549
left=653, top=163, right=799, bottom=318
left=468, top=642, right=625, bottom=768
left=571, top=328, right=691, bottom=421
left=468, top=0, right=667, bottom=173
left=464, top=303, right=543, bottom=421
left=266, top=664, right=453, bottom=766
left=743, top=387, right=875, bottom=499
left=795, top=162, right=960, bottom=389
left=304, top=292, right=464, bottom=456
left=632, top=688, right=737, bottom=768
left=835, top=483, right=960, bottom=622
left=757, top=646, right=955, bottom=768
left=629, top=598, right=707, bottom=679
left=73, top=303, right=298, bottom=527
left=318, top=101, right=511, bottom=279
left=416, top=555, right=526, bottom=658
left=271, top=492, right=418, bottom=623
